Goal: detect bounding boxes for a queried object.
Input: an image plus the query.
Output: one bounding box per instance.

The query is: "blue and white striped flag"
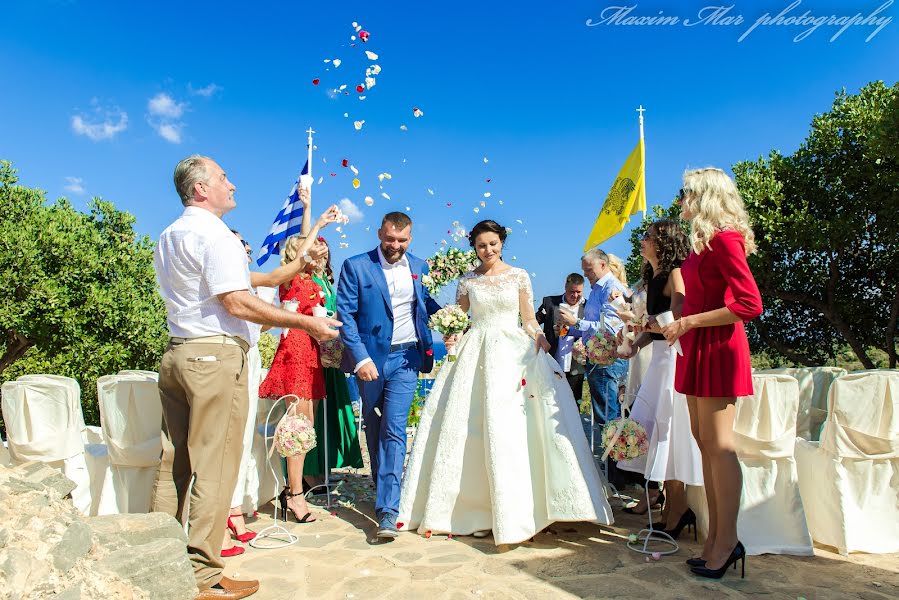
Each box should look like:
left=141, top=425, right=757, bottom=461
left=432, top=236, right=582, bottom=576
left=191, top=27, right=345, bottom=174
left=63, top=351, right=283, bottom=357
left=256, top=160, right=310, bottom=267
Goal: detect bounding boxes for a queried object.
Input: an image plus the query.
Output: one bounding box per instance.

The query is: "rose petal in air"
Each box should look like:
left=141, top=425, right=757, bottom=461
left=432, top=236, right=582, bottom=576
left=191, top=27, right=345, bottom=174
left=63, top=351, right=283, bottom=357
left=365, top=50, right=378, bottom=60
left=364, top=196, right=374, bottom=206
left=412, top=107, right=424, bottom=118
left=352, top=179, right=361, bottom=189
left=333, top=59, right=342, bottom=68
left=312, top=78, right=320, bottom=86
left=342, top=159, right=349, bottom=167
left=359, top=30, right=370, bottom=42
left=356, top=84, right=365, bottom=93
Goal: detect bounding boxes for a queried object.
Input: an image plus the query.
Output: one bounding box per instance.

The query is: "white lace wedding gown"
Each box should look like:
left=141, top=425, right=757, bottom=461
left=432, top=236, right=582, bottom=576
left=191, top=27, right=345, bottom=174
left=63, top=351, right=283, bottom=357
left=397, top=267, right=614, bottom=544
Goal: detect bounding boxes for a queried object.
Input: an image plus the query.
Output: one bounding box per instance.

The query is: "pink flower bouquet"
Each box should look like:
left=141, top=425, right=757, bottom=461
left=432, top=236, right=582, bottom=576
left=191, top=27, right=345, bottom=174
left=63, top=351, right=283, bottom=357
left=319, top=337, right=344, bottom=369
left=273, top=402, right=317, bottom=458
left=601, top=418, right=649, bottom=462
left=585, top=329, right=618, bottom=367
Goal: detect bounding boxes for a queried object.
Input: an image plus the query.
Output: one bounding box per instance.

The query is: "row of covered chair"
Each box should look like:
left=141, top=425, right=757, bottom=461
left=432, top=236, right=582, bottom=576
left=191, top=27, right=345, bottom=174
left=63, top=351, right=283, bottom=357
left=687, top=369, right=898, bottom=556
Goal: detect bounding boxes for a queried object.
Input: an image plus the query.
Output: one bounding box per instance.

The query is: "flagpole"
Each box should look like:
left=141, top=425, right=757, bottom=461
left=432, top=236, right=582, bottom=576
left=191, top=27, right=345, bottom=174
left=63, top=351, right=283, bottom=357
left=305, top=127, right=315, bottom=193
left=636, top=105, right=646, bottom=220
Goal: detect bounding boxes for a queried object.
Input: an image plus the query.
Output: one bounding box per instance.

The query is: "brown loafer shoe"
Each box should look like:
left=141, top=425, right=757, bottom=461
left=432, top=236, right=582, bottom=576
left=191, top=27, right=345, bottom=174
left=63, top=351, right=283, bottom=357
left=197, top=576, right=260, bottom=599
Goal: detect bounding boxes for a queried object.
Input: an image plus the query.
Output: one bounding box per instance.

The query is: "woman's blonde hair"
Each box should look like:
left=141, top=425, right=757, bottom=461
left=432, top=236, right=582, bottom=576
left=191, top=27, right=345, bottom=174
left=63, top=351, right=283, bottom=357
left=681, top=167, right=756, bottom=255
left=281, top=235, right=305, bottom=266
left=607, top=254, right=628, bottom=286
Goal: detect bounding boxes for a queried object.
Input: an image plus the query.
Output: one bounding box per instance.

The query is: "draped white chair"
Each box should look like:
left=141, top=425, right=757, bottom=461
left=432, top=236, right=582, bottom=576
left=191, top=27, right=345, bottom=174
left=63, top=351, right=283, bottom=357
left=15, top=375, right=86, bottom=432
left=795, top=369, right=899, bottom=554
left=96, top=373, right=163, bottom=513
left=81, top=424, right=118, bottom=516
left=803, top=367, right=847, bottom=441
left=1, top=379, right=92, bottom=514
left=117, top=370, right=159, bottom=379
left=687, top=373, right=813, bottom=555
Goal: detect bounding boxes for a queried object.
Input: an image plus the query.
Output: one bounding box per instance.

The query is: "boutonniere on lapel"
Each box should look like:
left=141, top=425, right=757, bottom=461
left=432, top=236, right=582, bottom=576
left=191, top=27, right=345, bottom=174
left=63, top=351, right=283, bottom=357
left=411, top=274, right=419, bottom=280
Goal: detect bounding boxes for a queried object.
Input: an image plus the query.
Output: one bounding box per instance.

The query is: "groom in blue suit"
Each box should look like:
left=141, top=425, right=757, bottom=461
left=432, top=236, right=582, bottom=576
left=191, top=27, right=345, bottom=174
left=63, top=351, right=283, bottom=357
left=336, top=212, right=443, bottom=538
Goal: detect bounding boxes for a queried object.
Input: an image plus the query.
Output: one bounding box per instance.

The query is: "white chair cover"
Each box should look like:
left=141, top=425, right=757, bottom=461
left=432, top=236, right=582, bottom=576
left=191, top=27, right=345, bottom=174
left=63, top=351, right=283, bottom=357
left=15, top=374, right=86, bottom=432
left=753, top=367, right=847, bottom=441
left=96, top=374, right=163, bottom=513
left=796, top=369, right=899, bottom=554
left=117, top=370, right=159, bottom=380
left=2, top=380, right=83, bottom=462
left=687, top=374, right=813, bottom=556
left=82, top=425, right=119, bottom=516
left=1, top=380, right=91, bottom=514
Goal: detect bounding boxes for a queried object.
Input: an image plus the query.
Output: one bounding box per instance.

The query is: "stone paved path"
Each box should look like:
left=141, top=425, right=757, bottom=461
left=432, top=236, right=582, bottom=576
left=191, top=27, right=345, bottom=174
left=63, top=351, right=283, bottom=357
left=223, top=430, right=899, bottom=600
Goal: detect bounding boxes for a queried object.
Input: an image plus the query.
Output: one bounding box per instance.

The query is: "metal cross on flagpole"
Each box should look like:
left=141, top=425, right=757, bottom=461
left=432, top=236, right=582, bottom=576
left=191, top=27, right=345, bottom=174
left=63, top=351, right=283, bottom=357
left=636, top=106, right=646, bottom=220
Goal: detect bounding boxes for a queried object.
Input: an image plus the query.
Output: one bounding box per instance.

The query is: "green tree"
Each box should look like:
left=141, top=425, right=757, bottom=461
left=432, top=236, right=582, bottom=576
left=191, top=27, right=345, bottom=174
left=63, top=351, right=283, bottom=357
left=0, top=161, right=168, bottom=428
left=734, top=81, right=899, bottom=368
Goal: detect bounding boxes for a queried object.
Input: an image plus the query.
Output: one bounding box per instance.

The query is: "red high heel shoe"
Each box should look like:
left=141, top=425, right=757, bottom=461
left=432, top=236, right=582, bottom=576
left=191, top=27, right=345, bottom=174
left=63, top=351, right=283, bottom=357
left=227, top=515, right=257, bottom=543
left=221, top=544, right=245, bottom=558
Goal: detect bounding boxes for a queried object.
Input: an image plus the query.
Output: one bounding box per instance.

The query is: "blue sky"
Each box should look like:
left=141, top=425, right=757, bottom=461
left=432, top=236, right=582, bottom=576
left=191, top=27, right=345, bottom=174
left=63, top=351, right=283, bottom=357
left=2, top=0, right=897, bottom=304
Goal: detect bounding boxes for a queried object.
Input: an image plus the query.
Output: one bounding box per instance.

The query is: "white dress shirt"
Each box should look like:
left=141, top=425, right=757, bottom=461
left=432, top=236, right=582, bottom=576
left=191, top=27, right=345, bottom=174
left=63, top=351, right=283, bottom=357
left=154, top=206, right=257, bottom=346
left=554, top=298, right=585, bottom=372
left=354, top=247, right=418, bottom=373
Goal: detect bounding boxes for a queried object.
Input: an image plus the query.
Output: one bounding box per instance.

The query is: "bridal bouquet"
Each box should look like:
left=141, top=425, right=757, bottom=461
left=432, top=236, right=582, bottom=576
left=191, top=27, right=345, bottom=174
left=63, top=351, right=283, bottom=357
left=584, top=330, right=617, bottom=367
left=428, top=304, right=469, bottom=361
left=422, top=248, right=479, bottom=295
left=572, top=339, right=587, bottom=366
left=601, top=418, right=649, bottom=462
left=272, top=399, right=317, bottom=458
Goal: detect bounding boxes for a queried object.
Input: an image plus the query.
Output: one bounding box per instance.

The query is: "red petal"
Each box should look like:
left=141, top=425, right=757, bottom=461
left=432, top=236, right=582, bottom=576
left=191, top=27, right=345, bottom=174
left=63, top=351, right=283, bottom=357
left=330, top=173, right=337, bottom=177
left=446, top=203, right=452, bottom=207
left=521, top=378, right=527, bottom=386
left=312, top=78, right=320, bottom=86
left=360, top=30, right=370, bottom=42
left=412, top=274, right=419, bottom=279
left=397, top=522, right=405, bottom=528
left=425, top=349, right=434, bottom=356
left=356, top=85, right=365, bottom=93
left=342, top=159, right=349, bottom=167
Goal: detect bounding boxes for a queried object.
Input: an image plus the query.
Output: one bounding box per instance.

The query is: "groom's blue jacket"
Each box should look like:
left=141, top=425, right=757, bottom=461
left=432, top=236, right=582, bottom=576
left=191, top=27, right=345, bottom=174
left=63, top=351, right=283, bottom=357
left=336, top=248, right=442, bottom=375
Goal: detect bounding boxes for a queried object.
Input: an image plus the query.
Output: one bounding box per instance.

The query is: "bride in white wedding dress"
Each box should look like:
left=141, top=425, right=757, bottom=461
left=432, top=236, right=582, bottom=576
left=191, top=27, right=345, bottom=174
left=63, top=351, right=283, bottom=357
left=397, top=220, right=614, bottom=544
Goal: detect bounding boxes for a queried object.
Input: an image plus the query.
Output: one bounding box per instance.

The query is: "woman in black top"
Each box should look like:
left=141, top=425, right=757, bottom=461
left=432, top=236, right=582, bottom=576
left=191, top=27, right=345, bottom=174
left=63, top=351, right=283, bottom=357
left=615, top=220, right=704, bottom=535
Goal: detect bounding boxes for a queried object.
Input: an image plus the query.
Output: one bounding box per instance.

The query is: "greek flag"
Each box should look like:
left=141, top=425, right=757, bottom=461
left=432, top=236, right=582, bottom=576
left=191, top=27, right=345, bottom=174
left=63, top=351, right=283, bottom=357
left=256, top=160, right=310, bottom=267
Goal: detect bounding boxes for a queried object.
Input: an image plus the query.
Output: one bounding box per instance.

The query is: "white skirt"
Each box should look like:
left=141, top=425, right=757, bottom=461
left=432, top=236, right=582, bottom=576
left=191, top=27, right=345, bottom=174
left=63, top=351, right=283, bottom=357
left=618, top=340, right=703, bottom=485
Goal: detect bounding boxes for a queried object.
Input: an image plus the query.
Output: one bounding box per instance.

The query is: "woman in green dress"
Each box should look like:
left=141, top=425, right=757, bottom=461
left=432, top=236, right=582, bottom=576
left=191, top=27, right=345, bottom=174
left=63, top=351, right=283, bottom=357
left=303, top=236, right=364, bottom=487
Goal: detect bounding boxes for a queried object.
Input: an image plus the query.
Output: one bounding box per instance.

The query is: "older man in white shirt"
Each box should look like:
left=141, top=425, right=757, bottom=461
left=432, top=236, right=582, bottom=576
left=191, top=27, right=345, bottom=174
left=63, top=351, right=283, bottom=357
left=154, top=155, right=340, bottom=600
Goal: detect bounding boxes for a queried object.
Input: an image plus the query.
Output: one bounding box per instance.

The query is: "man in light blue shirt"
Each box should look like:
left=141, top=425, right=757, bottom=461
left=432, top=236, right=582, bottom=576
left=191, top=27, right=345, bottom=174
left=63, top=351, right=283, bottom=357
left=560, top=247, right=629, bottom=427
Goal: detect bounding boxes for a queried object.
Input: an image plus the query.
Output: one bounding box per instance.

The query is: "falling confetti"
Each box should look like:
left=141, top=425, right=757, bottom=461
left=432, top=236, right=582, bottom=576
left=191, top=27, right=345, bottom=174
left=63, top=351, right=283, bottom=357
left=364, top=196, right=374, bottom=206
left=473, top=207, right=480, bottom=213
left=317, top=176, right=324, bottom=184
left=332, top=59, right=342, bottom=68
left=339, top=242, right=349, bottom=248
left=405, top=206, right=411, bottom=212
left=365, top=50, right=379, bottom=60
left=354, top=120, right=365, bottom=130
left=339, top=84, right=347, bottom=91
left=378, top=172, right=392, bottom=181
left=484, top=192, right=491, bottom=198
left=412, top=107, right=424, bottom=118
left=483, top=156, right=489, bottom=163
left=381, top=192, right=391, bottom=200
left=342, top=159, right=349, bottom=167
left=498, top=200, right=504, bottom=205
left=359, top=30, right=370, bottom=42
left=350, top=165, right=359, bottom=175
left=365, top=77, right=376, bottom=89
left=479, top=201, right=486, bottom=207
left=427, top=189, right=434, bottom=195
left=356, top=84, right=365, bottom=93
left=352, top=178, right=361, bottom=189
left=400, top=125, right=408, bottom=131
left=312, top=78, right=320, bottom=86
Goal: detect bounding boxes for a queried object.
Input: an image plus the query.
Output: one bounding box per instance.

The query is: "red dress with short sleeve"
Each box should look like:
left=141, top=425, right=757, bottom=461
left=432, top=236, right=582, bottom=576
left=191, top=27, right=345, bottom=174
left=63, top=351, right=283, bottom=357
left=675, top=230, right=763, bottom=397
left=258, top=274, right=326, bottom=400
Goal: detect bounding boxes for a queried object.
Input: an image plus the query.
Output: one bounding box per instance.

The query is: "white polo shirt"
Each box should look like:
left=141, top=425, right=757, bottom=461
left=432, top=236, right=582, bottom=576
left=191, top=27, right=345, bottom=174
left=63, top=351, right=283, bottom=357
left=154, top=206, right=258, bottom=346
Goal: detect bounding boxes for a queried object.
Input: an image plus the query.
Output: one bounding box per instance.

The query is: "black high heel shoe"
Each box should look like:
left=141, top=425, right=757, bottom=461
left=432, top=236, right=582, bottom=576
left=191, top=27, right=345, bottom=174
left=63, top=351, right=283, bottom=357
left=661, top=508, right=697, bottom=541
left=278, top=487, right=316, bottom=524
left=623, top=491, right=665, bottom=515
left=685, top=557, right=706, bottom=567
left=690, top=541, right=746, bottom=580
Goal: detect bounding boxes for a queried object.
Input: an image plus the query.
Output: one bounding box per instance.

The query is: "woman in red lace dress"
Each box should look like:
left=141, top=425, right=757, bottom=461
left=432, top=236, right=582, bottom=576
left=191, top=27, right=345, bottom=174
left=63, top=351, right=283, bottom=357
left=662, top=168, right=762, bottom=580
left=259, top=235, right=329, bottom=523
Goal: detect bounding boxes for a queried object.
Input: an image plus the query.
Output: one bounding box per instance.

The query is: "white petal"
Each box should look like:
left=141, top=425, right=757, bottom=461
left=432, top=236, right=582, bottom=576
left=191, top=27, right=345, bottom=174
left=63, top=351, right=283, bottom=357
left=479, top=201, right=486, bottom=207
left=428, top=188, right=434, bottom=195
left=381, top=192, right=391, bottom=199
left=339, top=84, right=347, bottom=91
left=483, top=156, right=489, bottom=163
left=333, top=59, right=342, bottom=68
left=484, top=192, right=491, bottom=198
left=364, top=196, right=374, bottom=206
left=400, top=125, right=408, bottom=131
left=354, top=120, right=365, bottom=130
left=365, top=50, right=379, bottom=60
left=350, top=165, right=359, bottom=175
left=473, top=207, right=480, bottom=213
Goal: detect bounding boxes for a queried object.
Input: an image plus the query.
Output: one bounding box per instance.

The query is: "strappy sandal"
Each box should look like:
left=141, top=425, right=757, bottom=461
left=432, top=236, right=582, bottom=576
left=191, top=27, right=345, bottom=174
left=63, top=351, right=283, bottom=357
left=278, top=487, right=317, bottom=524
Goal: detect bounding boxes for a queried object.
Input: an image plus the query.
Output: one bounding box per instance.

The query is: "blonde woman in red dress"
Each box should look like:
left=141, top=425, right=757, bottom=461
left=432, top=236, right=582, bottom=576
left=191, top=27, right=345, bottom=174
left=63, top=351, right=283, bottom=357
left=258, top=235, right=331, bottom=524
left=662, top=168, right=762, bottom=580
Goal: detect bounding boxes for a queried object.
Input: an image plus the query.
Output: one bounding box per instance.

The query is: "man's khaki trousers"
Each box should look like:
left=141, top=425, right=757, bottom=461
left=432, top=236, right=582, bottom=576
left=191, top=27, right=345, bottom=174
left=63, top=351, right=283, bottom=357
left=156, top=340, right=248, bottom=591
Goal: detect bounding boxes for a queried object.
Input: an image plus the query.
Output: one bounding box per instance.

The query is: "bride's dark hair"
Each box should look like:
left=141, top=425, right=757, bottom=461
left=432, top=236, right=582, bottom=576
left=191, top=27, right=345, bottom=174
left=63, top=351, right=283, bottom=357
left=468, top=220, right=507, bottom=247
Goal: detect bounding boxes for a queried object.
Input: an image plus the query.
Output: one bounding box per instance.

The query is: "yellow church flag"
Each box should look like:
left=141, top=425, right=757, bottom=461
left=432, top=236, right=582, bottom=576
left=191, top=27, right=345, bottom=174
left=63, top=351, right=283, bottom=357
left=583, top=138, right=646, bottom=251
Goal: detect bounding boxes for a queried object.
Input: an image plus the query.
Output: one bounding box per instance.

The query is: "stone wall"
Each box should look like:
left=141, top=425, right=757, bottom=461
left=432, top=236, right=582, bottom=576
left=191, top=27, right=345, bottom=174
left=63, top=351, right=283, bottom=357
left=0, top=461, right=197, bottom=599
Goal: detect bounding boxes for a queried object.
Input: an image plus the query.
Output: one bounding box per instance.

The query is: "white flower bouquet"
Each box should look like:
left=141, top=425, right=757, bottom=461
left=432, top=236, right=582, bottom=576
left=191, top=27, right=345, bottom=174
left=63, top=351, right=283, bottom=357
left=423, top=248, right=480, bottom=295
left=601, top=418, right=649, bottom=462
left=572, top=339, right=587, bottom=366
left=585, top=329, right=617, bottom=367
left=428, top=304, right=470, bottom=361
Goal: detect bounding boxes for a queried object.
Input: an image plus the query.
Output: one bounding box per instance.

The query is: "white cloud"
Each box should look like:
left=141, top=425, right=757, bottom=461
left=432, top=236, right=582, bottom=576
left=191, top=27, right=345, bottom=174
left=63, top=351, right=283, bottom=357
left=63, top=176, right=85, bottom=195
left=154, top=123, right=183, bottom=143
left=189, top=83, right=222, bottom=97
left=338, top=198, right=364, bottom=223
left=71, top=108, right=128, bottom=141
left=148, top=93, right=186, bottom=119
